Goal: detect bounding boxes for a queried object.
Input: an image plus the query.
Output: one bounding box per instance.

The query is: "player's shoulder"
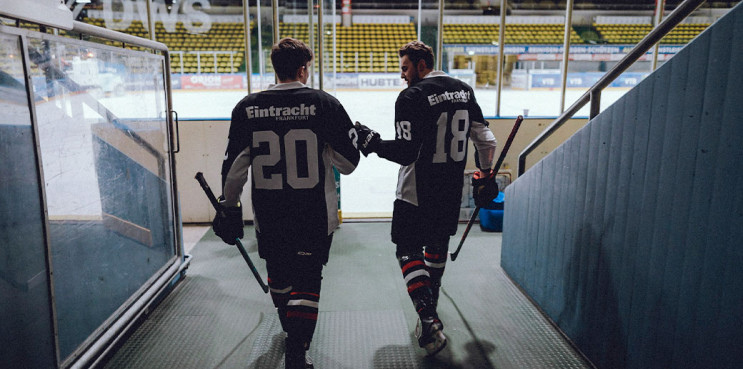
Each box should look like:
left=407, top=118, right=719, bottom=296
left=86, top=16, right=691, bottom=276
left=315, top=88, right=343, bottom=105
left=425, top=73, right=472, bottom=91
left=231, top=92, right=258, bottom=116
left=292, top=86, right=343, bottom=107
left=398, top=83, right=425, bottom=102
left=235, top=91, right=258, bottom=106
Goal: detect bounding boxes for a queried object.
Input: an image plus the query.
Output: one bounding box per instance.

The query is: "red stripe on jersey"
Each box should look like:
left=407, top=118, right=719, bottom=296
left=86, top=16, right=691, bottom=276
left=401, top=260, right=425, bottom=274
left=407, top=280, right=429, bottom=293
left=287, top=311, right=318, bottom=321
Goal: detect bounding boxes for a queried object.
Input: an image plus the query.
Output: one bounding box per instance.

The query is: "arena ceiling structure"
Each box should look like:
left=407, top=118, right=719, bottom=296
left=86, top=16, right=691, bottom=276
left=82, top=0, right=741, bottom=11
left=208, top=0, right=741, bottom=10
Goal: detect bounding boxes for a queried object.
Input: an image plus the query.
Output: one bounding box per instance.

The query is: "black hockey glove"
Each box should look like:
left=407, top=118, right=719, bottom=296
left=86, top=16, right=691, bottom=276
left=355, top=121, right=381, bottom=157
left=212, top=197, right=244, bottom=245
left=472, top=170, right=499, bottom=208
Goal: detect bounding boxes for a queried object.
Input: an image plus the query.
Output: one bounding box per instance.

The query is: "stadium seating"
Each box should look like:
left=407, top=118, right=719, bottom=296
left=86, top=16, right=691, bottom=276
left=443, top=23, right=582, bottom=44
left=75, top=16, right=709, bottom=75
left=81, top=17, right=416, bottom=74
left=593, top=22, right=710, bottom=44
left=81, top=18, right=246, bottom=74
left=279, top=22, right=417, bottom=73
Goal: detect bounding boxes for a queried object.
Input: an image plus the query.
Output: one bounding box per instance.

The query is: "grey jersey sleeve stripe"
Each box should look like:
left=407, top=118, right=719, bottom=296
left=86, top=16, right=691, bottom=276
left=471, top=120, right=497, bottom=169
left=326, top=144, right=357, bottom=174
left=222, top=146, right=251, bottom=207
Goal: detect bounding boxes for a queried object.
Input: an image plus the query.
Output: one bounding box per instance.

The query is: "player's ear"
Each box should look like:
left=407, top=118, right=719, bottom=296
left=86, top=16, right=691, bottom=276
left=416, top=59, right=427, bottom=73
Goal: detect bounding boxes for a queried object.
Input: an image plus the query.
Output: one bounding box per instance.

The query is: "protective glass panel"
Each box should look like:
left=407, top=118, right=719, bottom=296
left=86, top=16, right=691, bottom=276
left=272, top=0, right=405, bottom=215
left=568, top=0, right=656, bottom=115
left=0, top=33, right=57, bottom=369
left=68, top=0, right=738, bottom=120
left=280, top=0, right=315, bottom=86
left=441, top=14, right=497, bottom=114
left=515, top=10, right=575, bottom=117
left=320, top=0, right=339, bottom=93
left=328, top=3, right=422, bottom=216
left=25, top=33, right=176, bottom=360
left=80, top=0, right=248, bottom=118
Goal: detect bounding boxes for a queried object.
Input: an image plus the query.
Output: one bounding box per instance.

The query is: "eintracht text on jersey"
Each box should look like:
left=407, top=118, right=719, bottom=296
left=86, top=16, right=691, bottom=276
left=427, top=89, right=471, bottom=106
left=246, top=104, right=317, bottom=120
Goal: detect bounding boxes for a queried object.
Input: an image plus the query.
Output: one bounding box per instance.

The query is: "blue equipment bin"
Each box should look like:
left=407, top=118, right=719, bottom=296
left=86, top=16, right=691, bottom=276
left=479, top=192, right=505, bottom=232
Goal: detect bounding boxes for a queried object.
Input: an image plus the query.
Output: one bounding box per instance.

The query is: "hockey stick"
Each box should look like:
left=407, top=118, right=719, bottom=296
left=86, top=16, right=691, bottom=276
left=194, top=172, right=269, bottom=293
left=450, top=115, right=524, bottom=261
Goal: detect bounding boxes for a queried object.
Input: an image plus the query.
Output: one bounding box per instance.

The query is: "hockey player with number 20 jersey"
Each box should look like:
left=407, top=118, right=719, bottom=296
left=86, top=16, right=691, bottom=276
left=214, top=38, right=360, bottom=369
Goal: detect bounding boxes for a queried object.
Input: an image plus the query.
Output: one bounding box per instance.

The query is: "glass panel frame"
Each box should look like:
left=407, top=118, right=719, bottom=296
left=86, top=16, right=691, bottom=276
left=0, top=30, right=58, bottom=369
left=0, top=24, right=181, bottom=364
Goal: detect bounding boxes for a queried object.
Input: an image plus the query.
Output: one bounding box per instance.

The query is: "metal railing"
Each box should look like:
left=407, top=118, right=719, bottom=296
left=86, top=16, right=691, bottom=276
left=517, top=0, right=706, bottom=176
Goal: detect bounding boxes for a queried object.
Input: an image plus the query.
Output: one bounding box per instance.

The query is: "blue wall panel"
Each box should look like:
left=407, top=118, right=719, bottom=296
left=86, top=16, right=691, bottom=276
left=712, top=9, right=743, bottom=368
left=649, top=43, right=686, bottom=368
left=667, top=20, right=709, bottom=369
left=593, top=102, right=622, bottom=367
left=502, top=3, right=743, bottom=368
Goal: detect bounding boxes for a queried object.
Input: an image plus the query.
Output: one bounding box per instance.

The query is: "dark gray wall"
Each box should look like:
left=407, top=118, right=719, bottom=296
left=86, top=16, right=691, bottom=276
left=501, top=3, right=743, bottom=369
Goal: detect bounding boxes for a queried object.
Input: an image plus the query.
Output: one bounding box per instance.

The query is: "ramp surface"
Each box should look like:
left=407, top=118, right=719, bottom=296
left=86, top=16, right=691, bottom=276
left=104, top=223, right=591, bottom=369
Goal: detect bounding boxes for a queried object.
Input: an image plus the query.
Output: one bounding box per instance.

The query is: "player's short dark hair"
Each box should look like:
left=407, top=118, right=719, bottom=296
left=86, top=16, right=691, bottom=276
left=271, top=38, right=313, bottom=81
left=399, top=41, right=434, bottom=70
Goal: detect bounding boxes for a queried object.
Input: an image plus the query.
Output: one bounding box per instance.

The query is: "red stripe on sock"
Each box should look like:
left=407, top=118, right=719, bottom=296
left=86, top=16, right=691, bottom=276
left=287, top=311, right=318, bottom=321
left=290, top=292, right=320, bottom=299
left=407, top=280, right=429, bottom=293
left=401, top=260, right=425, bottom=274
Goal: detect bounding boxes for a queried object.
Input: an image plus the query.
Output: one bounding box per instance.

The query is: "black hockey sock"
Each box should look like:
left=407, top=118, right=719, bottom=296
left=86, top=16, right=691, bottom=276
left=424, top=250, right=446, bottom=307
left=285, top=290, right=320, bottom=345
left=268, top=277, right=292, bottom=332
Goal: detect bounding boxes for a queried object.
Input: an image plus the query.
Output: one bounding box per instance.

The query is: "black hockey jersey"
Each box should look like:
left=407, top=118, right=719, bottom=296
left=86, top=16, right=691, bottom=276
left=221, top=82, right=360, bottom=241
left=378, top=71, right=496, bottom=217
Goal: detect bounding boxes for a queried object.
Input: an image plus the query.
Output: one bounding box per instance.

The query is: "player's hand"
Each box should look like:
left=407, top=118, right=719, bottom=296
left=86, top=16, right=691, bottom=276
left=472, top=170, right=499, bottom=208
left=212, top=197, right=244, bottom=245
left=355, top=121, right=381, bottom=157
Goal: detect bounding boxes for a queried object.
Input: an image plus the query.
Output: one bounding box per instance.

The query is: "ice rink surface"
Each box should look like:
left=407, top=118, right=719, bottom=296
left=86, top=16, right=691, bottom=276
left=170, top=87, right=630, bottom=215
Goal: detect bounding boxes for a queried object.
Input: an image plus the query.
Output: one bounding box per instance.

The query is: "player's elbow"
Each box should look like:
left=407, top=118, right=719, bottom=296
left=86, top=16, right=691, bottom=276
left=397, top=152, right=418, bottom=166
left=335, top=161, right=357, bottom=175
left=376, top=140, right=418, bottom=166
left=328, top=147, right=359, bottom=174
left=474, top=139, right=497, bottom=152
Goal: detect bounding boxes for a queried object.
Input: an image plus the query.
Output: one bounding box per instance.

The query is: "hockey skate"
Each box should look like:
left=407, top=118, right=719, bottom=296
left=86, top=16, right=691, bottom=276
left=415, top=316, right=447, bottom=356
left=430, top=280, right=441, bottom=309
left=284, top=351, right=313, bottom=369
left=285, top=338, right=314, bottom=369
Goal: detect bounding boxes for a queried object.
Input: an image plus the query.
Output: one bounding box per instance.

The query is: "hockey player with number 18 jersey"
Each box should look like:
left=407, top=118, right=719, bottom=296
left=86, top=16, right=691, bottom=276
left=355, top=40, right=497, bottom=357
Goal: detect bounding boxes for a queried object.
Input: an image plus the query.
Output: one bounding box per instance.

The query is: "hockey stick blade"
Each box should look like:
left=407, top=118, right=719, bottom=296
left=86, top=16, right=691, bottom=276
left=450, top=207, right=480, bottom=261
left=450, top=115, right=524, bottom=261
left=194, top=172, right=269, bottom=293
left=233, top=238, right=269, bottom=293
